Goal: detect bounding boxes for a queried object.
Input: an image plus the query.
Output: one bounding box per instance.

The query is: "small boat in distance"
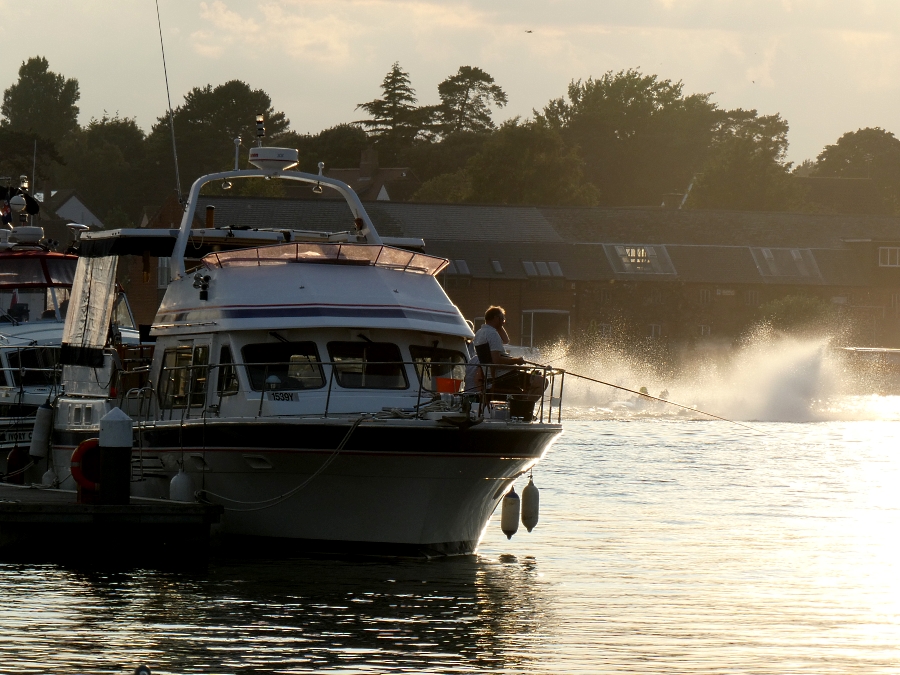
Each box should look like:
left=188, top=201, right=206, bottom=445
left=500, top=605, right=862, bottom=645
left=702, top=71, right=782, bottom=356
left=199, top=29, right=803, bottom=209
left=48, top=141, right=566, bottom=555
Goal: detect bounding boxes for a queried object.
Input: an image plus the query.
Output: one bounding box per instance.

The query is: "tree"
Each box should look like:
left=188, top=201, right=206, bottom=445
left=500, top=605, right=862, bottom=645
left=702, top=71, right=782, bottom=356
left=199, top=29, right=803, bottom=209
left=689, top=110, right=794, bottom=211
left=413, top=168, right=472, bottom=203
left=56, top=115, right=146, bottom=224
left=281, top=124, right=369, bottom=173
left=537, top=69, right=720, bottom=206
left=0, top=130, right=60, bottom=187
left=400, top=130, right=491, bottom=182
left=356, top=63, right=428, bottom=149
left=792, top=159, right=816, bottom=177
left=1, top=56, right=79, bottom=143
left=415, top=120, right=597, bottom=206
left=144, top=80, right=289, bottom=202
left=436, top=66, right=507, bottom=135
left=812, top=127, right=900, bottom=212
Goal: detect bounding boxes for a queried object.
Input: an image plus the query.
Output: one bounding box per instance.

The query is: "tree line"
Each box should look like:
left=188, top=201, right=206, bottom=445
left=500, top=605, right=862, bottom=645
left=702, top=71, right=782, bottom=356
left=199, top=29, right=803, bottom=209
left=1, top=55, right=899, bottom=227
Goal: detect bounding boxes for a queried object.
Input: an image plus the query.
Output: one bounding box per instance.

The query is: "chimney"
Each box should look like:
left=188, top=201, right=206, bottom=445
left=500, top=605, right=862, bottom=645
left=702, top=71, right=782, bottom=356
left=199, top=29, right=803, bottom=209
left=359, top=147, right=379, bottom=181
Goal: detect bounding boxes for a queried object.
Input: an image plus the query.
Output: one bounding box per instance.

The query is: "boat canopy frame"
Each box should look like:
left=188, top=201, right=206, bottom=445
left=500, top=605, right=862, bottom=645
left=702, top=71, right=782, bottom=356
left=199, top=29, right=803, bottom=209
left=172, top=167, right=383, bottom=279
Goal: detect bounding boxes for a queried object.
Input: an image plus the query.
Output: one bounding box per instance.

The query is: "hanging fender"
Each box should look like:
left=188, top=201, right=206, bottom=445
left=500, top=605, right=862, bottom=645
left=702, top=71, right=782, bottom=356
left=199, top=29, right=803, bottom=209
left=70, top=438, right=100, bottom=491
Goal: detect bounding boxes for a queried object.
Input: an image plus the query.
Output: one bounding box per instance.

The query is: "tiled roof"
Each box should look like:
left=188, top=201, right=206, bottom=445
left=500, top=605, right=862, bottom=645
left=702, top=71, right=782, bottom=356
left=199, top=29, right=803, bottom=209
left=424, top=241, right=578, bottom=279
left=188, top=197, right=897, bottom=287
left=196, top=197, right=564, bottom=243
left=542, top=206, right=900, bottom=248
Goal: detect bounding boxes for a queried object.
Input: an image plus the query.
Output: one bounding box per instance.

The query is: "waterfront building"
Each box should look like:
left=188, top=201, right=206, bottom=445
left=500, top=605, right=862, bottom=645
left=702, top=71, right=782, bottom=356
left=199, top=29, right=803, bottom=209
left=121, top=197, right=900, bottom=348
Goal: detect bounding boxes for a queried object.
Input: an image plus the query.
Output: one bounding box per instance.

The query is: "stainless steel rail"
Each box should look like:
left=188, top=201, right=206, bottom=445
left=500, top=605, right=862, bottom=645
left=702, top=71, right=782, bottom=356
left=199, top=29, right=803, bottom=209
left=125, top=358, right=566, bottom=424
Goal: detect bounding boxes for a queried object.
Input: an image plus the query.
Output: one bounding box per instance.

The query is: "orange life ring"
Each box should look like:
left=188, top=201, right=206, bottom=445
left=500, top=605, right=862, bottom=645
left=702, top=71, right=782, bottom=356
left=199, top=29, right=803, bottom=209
left=71, top=438, right=100, bottom=491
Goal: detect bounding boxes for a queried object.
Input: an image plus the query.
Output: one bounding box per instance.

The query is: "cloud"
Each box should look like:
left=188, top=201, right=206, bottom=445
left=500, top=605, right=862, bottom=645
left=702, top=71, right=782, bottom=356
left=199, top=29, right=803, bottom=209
left=11, top=0, right=898, bottom=163
left=191, top=0, right=491, bottom=66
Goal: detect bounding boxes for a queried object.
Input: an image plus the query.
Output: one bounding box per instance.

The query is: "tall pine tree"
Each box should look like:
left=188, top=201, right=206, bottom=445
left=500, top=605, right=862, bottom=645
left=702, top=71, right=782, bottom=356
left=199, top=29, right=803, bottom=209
left=357, top=63, right=426, bottom=145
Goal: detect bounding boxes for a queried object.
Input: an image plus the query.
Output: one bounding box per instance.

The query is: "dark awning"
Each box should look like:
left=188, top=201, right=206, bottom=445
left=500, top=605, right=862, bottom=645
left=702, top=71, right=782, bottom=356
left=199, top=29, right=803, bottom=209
left=78, top=230, right=179, bottom=258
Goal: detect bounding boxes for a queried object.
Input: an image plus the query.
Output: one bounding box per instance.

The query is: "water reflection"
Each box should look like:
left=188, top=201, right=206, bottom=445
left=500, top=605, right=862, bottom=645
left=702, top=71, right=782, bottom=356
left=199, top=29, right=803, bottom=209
left=8, top=418, right=900, bottom=673
left=0, top=553, right=553, bottom=674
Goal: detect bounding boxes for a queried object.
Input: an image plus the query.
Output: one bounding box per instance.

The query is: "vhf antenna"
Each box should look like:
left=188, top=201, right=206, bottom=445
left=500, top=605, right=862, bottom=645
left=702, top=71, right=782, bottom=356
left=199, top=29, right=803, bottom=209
left=155, top=0, right=183, bottom=204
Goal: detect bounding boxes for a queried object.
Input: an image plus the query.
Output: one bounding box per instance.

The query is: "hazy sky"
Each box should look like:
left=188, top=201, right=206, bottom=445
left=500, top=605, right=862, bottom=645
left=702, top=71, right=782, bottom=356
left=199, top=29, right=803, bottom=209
left=2, top=1, right=900, bottom=163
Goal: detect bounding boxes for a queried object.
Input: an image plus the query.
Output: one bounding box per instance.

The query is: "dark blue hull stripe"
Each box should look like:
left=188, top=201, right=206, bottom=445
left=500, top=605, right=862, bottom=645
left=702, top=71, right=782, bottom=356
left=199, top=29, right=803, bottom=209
left=156, top=306, right=466, bottom=326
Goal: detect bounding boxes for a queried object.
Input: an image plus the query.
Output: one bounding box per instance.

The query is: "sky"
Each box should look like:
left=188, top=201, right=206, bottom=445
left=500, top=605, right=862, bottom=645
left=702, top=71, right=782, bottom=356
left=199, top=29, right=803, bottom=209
left=2, top=0, right=900, bottom=164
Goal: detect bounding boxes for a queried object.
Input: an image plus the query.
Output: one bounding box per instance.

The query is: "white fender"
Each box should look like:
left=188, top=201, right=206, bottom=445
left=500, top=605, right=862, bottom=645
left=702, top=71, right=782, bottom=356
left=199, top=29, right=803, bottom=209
left=169, top=470, right=195, bottom=502
left=501, top=485, right=520, bottom=540
left=28, top=403, right=53, bottom=458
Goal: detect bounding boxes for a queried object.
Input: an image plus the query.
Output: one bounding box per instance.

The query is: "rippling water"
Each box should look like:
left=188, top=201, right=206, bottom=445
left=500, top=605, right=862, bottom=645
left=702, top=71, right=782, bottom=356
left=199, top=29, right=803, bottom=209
left=3, top=412, right=900, bottom=673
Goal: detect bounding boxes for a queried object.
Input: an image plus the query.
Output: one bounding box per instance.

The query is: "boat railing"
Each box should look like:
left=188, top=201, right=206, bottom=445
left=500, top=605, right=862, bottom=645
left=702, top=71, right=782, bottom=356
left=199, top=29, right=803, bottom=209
left=203, top=242, right=448, bottom=277
left=138, top=359, right=565, bottom=424
left=0, top=344, right=63, bottom=389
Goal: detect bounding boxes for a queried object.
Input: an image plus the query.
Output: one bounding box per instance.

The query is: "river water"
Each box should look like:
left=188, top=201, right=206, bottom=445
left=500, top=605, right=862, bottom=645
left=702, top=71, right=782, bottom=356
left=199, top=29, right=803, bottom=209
left=2, top=404, right=900, bottom=673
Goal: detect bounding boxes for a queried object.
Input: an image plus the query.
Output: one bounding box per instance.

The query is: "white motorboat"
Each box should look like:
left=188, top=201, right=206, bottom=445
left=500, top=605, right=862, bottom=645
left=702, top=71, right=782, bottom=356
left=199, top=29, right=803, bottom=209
left=48, top=145, right=565, bottom=555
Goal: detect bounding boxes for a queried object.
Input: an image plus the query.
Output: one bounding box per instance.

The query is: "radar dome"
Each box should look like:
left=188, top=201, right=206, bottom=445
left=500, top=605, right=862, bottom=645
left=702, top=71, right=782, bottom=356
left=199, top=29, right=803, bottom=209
left=248, top=147, right=299, bottom=173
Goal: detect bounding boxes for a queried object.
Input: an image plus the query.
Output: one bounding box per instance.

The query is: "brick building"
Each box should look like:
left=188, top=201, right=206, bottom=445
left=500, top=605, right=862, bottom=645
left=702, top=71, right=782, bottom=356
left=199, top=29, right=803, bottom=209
left=120, top=197, right=900, bottom=348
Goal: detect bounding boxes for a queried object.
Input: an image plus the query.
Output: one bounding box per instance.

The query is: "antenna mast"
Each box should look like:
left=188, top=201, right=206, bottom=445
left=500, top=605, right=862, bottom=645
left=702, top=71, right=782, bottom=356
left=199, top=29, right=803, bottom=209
left=155, top=0, right=183, bottom=204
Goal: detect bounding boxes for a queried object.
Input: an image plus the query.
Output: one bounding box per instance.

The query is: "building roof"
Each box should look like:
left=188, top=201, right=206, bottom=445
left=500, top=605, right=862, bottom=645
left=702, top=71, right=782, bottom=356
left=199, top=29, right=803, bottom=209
left=181, top=196, right=900, bottom=288
left=543, top=206, right=900, bottom=248
left=196, top=196, right=565, bottom=243
left=43, top=189, right=105, bottom=229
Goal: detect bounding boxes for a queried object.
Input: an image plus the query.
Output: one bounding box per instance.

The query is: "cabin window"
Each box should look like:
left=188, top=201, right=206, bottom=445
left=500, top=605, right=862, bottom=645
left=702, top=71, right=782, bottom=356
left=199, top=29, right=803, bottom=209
left=242, top=342, right=324, bottom=391
left=160, top=345, right=209, bottom=408
left=409, top=346, right=466, bottom=391
left=112, top=293, right=136, bottom=330
left=216, top=345, right=239, bottom=396
left=6, top=347, right=59, bottom=387
left=327, top=342, right=408, bottom=390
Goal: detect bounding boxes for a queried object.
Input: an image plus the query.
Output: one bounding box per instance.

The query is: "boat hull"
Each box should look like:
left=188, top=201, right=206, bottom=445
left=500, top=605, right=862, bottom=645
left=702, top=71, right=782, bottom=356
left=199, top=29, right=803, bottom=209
left=53, top=418, right=561, bottom=555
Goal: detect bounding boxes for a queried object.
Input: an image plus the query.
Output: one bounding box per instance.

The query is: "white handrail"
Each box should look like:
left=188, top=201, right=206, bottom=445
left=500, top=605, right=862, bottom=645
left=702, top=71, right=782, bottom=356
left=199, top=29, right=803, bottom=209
left=171, top=169, right=383, bottom=279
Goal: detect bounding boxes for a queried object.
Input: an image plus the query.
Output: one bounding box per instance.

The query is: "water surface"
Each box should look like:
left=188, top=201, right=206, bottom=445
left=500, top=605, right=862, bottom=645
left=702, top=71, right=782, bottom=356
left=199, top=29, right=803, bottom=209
left=2, top=417, right=900, bottom=673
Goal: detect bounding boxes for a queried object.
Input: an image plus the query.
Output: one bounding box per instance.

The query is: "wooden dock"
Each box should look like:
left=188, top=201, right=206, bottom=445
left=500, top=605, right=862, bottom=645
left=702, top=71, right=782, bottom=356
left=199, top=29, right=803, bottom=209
left=0, top=483, right=223, bottom=565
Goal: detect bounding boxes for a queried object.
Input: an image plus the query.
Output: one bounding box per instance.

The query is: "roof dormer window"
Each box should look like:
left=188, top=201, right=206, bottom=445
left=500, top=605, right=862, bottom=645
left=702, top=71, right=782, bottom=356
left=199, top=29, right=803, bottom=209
left=879, top=247, right=900, bottom=267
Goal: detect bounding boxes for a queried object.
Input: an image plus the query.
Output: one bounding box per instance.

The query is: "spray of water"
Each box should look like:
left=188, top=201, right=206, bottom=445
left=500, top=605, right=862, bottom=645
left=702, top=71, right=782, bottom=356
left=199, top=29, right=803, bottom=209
left=546, top=328, right=900, bottom=423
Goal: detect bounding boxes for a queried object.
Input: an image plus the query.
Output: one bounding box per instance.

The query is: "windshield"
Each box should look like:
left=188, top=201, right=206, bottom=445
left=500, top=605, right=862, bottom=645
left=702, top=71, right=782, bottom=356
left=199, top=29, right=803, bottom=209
left=0, top=256, right=77, bottom=324
left=0, top=287, right=71, bottom=323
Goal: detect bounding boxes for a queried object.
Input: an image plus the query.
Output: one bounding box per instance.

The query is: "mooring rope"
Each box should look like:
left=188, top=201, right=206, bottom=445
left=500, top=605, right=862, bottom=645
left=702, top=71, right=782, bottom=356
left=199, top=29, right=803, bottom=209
left=199, top=416, right=365, bottom=512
